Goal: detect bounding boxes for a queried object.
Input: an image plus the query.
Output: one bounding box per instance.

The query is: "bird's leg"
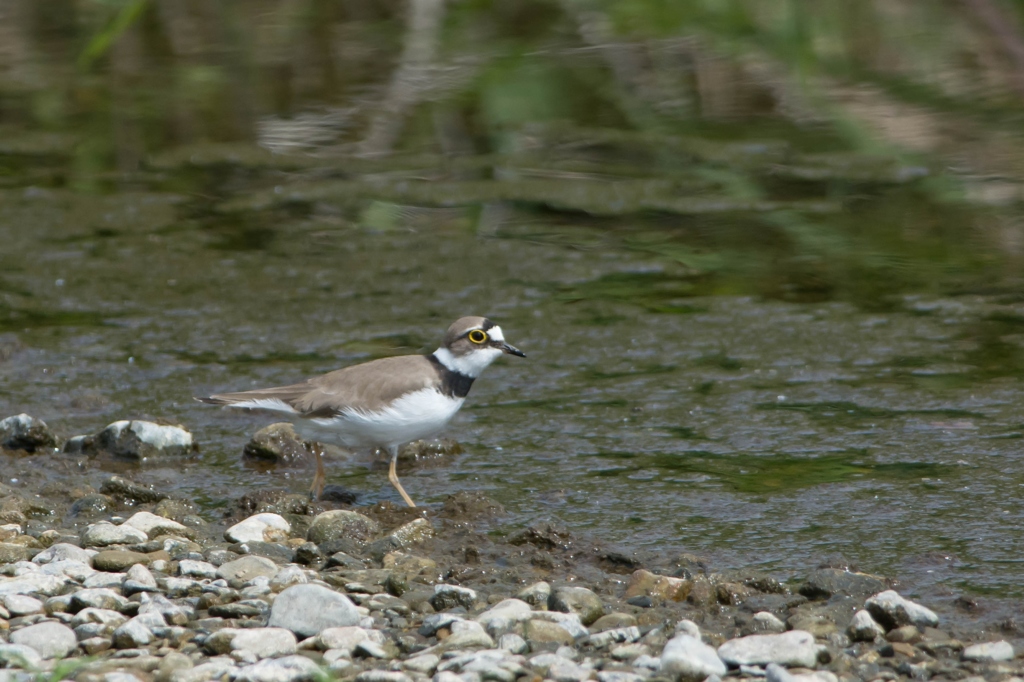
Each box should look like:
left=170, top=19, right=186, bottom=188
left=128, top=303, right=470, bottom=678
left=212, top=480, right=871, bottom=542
left=387, top=445, right=416, bottom=507
left=309, top=443, right=326, bottom=501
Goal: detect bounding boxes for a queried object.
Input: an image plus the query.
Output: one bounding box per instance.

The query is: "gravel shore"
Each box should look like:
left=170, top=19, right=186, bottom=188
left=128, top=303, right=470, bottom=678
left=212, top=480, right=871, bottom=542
left=0, top=415, right=1021, bottom=682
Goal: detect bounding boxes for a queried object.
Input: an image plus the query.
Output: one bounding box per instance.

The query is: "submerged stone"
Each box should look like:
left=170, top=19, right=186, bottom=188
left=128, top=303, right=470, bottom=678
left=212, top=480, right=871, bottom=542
left=0, top=414, right=56, bottom=453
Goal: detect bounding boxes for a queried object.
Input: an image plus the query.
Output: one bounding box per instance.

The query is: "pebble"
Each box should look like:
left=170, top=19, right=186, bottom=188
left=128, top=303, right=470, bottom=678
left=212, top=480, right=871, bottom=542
left=82, top=522, right=149, bottom=547
left=655, top=630, right=729, bottom=679
left=550, top=585, right=605, bottom=626
left=432, top=584, right=477, bottom=610
left=32, top=542, right=94, bottom=565
left=717, top=630, right=824, bottom=668
left=206, top=627, right=297, bottom=659
left=94, top=420, right=196, bottom=460
left=232, top=654, right=321, bottom=682
left=307, top=510, right=380, bottom=544
left=751, top=611, right=787, bottom=634
left=2, top=594, right=42, bottom=616
left=516, top=581, right=551, bottom=606
left=0, top=414, right=55, bottom=452
left=268, top=583, right=361, bottom=637
left=179, top=559, right=218, bottom=579
left=865, top=590, right=939, bottom=629
left=962, top=640, right=1014, bottom=662
left=93, top=550, right=151, bottom=572
left=226, top=513, right=291, bottom=544
left=848, top=609, right=885, bottom=642
left=216, top=555, right=280, bottom=582
left=9, top=621, right=77, bottom=658
left=122, top=511, right=191, bottom=538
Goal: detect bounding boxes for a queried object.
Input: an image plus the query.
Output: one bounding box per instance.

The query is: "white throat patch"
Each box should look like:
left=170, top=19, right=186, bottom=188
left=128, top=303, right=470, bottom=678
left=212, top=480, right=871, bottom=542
left=434, top=345, right=502, bottom=378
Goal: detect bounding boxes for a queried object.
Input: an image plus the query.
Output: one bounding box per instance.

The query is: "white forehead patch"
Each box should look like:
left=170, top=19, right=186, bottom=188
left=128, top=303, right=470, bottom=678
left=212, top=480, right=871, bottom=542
left=487, top=326, right=505, bottom=342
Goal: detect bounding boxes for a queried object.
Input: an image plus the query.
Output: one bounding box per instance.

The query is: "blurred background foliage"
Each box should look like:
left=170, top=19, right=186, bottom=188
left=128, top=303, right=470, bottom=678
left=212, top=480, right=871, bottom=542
left=3, top=0, right=1024, bottom=307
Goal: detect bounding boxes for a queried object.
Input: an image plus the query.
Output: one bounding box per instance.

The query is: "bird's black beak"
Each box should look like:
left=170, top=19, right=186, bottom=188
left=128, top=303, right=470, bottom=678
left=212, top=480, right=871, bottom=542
left=498, top=341, right=526, bottom=358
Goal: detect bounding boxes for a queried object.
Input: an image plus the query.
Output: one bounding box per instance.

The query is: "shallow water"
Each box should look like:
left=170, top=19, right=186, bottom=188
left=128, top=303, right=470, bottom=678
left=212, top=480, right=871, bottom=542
left=3, top=0, right=1024, bottom=614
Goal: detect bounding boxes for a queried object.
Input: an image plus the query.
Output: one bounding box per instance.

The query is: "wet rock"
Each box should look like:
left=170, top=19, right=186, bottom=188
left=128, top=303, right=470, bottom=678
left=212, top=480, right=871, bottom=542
left=624, top=569, right=689, bottom=601
left=100, top=476, right=168, bottom=504
left=800, top=568, right=889, bottom=600
left=92, top=550, right=150, bottom=572
left=550, top=586, right=604, bottom=626
left=517, top=581, right=551, bottom=607
left=93, top=420, right=196, bottom=461
left=365, top=518, right=434, bottom=561
left=307, top=510, right=380, bottom=545
left=226, top=513, right=291, bottom=544
left=33, top=542, right=92, bottom=565
left=123, top=511, right=191, bottom=539
left=216, top=555, right=280, bottom=583
left=233, top=654, right=321, bottom=682
left=717, top=631, right=825, bottom=668
left=82, top=521, right=148, bottom=547
left=233, top=489, right=312, bottom=518
left=69, top=493, right=115, bottom=518
left=507, top=522, right=572, bottom=550
left=206, top=627, right=297, bottom=659
left=962, top=640, right=1014, bottom=662
left=233, top=541, right=295, bottom=565
left=847, top=609, right=884, bottom=642
left=9, top=621, right=77, bottom=658
left=0, top=414, right=56, bottom=453
left=0, top=643, right=43, bottom=669
left=243, top=423, right=310, bottom=464
left=661, top=634, right=726, bottom=682
left=432, top=584, right=477, bottom=610
left=268, top=583, right=360, bottom=637
left=865, top=590, right=939, bottom=630
left=441, top=491, right=505, bottom=519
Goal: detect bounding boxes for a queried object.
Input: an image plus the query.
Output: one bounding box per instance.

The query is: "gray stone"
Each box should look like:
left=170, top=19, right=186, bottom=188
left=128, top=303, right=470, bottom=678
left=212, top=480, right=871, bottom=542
left=0, top=414, right=55, bottom=452
left=268, top=583, right=360, bottom=638
left=206, top=627, right=297, bottom=659
left=83, top=571, right=126, bottom=589
left=516, top=581, right=550, bottom=607
left=550, top=586, right=604, bottom=626
left=179, top=559, right=218, bottom=579
left=9, top=621, right=77, bottom=659
left=765, top=663, right=796, bottom=682
left=317, top=626, right=378, bottom=653
left=499, top=633, right=528, bottom=654
left=139, top=593, right=190, bottom=625
left=99, top=476, right=168, bottom=504
left=962, top=640, right=1014, bottom=662
left=2, top=594, right=42, bottom=616
left=71, top=607, right=128, bottom=629
left=226, top=514, right=291, bottom=544
left=112, top=616, right=155, bottom=648
left=355, top=673, right=411, bottom=682
left=799, top=568, right=888, bottom=600
left=661, top=634, right=727, bottom=682
left=216, top=555, right=280, bottom=582
left=354, top=639, right=388, bottom=659
left=268, top=565, right=310, bottom=592
left=751, top=611, right=787, bottom=634
left=81, top=522, right=148, bottom=548
left=528, top=611, right=589, bottom=639
left=403, top=653, right=440, bottom=674
left=232, top=654, right=321, bottom=682
left=865, top=590, right=939, bottom=630
left=597, top=673, right=645, bottom=682
left=125, top=563, right=158, bottom=589
left=32, top=543, right=93, bottom=565
left=170, top=659, right=236, bottom=682
left=69, top=493, right=115, bottom=518
left=475, top=598, right=532, bottom=634
left=122, top=511, right=190, bottom=539
left=307, top=510, right=380, bottom=545
left=94, top=420, right=196, bottom=460
left=243, top=423, right=310, bottom=464
left=0, top=643, right=43, bottom=669
left=71, top=588, right=128, bottom=612
left=717, top=630, right=824, bottom=668
left=524, top=619, right=576, bottom=646
left=583, top=626, right=641, bottom=649
left=847, top=610, right=884, bottom=642
left=39, top=559, right=95, bottom=582
left=0, top=572, right=68, bottom=597
left=0, top=544, right=35, bottom=565
left=92, top=550, right=150, bottom=572
left=432, top=584, right=477, bottom=610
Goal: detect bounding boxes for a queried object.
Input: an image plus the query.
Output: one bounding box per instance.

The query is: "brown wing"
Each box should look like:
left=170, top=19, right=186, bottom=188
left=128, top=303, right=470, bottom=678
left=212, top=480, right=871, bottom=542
left=198, top=355, right=441, bottom=416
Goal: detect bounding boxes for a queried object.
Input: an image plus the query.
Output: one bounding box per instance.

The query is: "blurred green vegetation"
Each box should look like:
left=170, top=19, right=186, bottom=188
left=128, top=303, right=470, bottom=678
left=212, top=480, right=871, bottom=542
left=2, top=0, right=1024, bottom=307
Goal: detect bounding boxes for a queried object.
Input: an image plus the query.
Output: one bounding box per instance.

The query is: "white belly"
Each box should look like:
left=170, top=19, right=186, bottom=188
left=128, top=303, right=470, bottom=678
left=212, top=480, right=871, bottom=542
left=307, top=388, right=465, bottom=449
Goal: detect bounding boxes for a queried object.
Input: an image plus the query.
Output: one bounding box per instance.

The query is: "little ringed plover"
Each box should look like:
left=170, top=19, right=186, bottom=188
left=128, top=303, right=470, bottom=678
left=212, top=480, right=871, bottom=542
left=197, top=316, right=525, bottom=507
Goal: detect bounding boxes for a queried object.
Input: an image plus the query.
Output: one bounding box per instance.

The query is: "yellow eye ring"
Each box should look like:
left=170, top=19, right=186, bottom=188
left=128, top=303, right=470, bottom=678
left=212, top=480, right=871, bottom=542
left=468, top=330, right=488, bottom=344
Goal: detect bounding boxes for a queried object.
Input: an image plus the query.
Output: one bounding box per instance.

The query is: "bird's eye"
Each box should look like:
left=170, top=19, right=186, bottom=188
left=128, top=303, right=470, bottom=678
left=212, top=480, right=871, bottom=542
left=468, top=330, right=487, bottom=344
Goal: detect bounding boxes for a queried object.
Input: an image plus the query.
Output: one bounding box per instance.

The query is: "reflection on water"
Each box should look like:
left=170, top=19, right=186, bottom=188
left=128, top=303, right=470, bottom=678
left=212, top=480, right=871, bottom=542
left=2, top=0, right=1024, bottom=607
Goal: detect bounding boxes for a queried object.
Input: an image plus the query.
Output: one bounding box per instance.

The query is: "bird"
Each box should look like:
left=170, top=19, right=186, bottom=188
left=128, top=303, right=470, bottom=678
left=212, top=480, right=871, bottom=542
left=197, top=316, right=525, bottom=507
